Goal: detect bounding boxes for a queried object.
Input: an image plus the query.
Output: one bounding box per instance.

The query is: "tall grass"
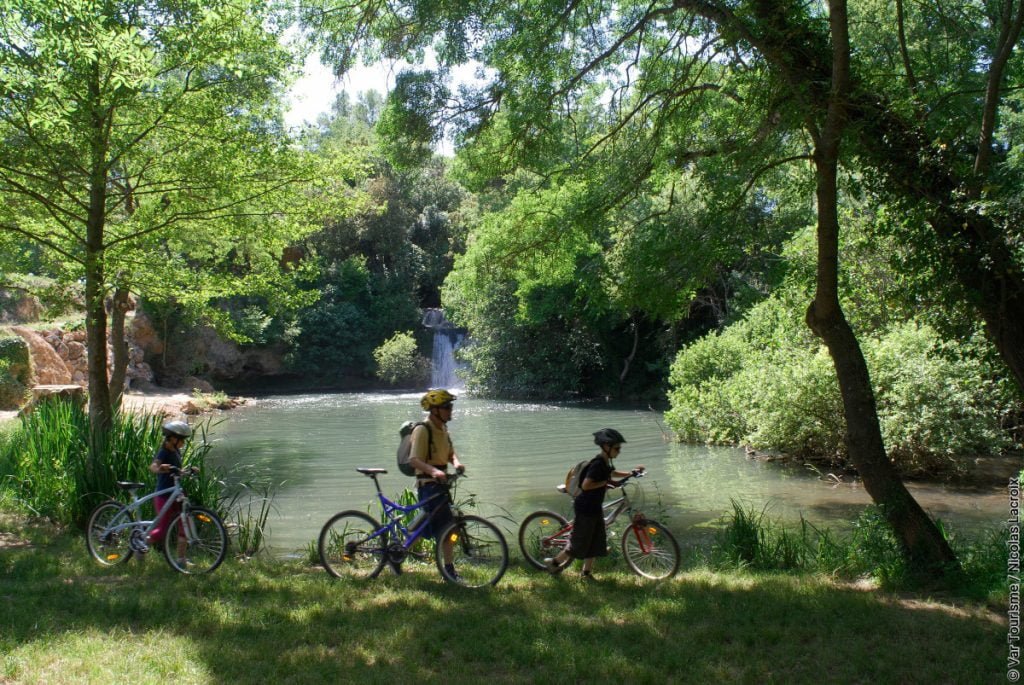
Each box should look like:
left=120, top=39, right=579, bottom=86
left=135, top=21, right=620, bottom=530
left=0, top=400, right=220, bottom=528
left=710, top=498, right=1008, bottom=600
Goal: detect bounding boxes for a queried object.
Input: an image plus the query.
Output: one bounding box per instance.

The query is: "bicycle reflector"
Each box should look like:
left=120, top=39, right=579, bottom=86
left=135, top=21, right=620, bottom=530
left=106, top=554, right=120, bottom=561
left=197, top=514, right=211, bottom=523
left=448, top=532, right=460, bottom=543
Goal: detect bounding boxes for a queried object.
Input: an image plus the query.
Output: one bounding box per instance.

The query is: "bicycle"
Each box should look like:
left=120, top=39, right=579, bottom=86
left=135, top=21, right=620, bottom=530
left=518, top=470, right=680, bottom=580
left=85, top=466, right=228, bottom=575
left=318, top=468, right=509, bottom=588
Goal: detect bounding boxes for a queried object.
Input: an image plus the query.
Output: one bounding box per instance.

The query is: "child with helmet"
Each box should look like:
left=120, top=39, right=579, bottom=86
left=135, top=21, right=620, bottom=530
left=407, top=388, right=465, bottom=579
left=146, top=420, right=192, bottom=560
left=545, top=427, right=643, bottom=579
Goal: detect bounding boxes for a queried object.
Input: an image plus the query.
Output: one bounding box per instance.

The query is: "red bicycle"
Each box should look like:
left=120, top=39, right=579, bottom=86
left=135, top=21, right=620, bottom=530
left=517, top=471, right=680, bottom=580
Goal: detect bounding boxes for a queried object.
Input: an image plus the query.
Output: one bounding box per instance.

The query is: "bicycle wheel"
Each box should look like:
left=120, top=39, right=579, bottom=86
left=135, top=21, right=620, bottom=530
left=164, top=506, right=228, bottom=575
left=86, top=501, right=135, bottom=566
left=517, top=510, right=571, bottom=570
left=318, top=511, right=387, bottom=580
left=436, top=515, right=509, bottom=588
left=621, top=518, right=680, bottom=580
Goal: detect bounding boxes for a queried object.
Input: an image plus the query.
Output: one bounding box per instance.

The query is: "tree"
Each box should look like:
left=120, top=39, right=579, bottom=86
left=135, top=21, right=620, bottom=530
left=299, top=0, right=1020, bottom=573
left=0, top=0, right=339, bottom=440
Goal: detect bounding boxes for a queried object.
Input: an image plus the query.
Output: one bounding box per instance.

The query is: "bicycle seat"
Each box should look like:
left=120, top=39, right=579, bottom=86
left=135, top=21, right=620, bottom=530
left=356, top=468, right=388, bottom=476
left=115, top=481, right=146, bottom=492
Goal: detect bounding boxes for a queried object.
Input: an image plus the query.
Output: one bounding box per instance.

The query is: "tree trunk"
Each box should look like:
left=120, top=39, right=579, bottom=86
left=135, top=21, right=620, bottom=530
left=108, top=286, right=131, bottom=412
left=806, top=0, right=957, bottom=575
left=85, top=63, right=113, bottom=447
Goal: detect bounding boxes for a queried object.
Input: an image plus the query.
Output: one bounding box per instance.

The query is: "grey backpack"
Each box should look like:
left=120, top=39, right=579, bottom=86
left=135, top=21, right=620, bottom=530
left=396, top=421, right=432, bottom=476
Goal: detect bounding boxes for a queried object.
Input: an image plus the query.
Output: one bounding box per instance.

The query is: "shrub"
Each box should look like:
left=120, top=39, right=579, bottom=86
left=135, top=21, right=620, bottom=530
left=0, top=334, right=32, bottom=410
left=0, top=401, right=219, bottom=527
left=373, top=331, right=430, bottom=386
left=666, top=296, right=1021, bottom=475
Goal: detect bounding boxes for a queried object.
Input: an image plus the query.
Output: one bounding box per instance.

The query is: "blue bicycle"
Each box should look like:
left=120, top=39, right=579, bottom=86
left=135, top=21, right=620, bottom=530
left=318, top=468, right=509, bottom=588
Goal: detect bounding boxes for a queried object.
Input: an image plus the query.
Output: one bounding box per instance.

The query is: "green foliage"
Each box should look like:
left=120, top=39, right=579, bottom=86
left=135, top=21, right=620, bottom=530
left=373, top=331, right=430, bottom=386
left=0, top=401, right=218, bottom=527
left=667, top=223, right=1022, bottom=473
left=0, top=334, right=31, bottom=410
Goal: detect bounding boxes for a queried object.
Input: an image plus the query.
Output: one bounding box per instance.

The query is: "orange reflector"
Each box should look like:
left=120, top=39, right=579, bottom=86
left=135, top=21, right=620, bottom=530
left=448, top=533, right=459, bottom=543
left=197, top=514, right=211, bottom=523
left=541, top=519, right=550, bottom=525
left=647, top=527, right=658, bottom=535
left=106, top=554, right=120, bottom=560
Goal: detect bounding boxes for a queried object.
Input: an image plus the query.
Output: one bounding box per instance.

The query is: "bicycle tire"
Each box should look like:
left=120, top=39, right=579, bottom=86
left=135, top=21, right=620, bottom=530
left=436, top=515, right=509, bottom=588
left=318, top=510, right=387, bottom=580
left=517, top=510, right=571, bottom=570
left=164, top=506, right=228, bottom=575
left=621, top=518, right=680, bottom=580
left=85, top=501, right=135, bottom=566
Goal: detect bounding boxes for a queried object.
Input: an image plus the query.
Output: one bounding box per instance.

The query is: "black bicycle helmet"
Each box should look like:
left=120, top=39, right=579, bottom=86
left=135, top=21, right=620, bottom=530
left=593, top=428, right=626, bottom=446
left=162, top=420, right=192, bottom=439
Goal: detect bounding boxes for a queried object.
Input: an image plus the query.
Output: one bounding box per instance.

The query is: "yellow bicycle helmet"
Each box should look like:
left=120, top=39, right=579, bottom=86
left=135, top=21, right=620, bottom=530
left=421, top=388, right=457, bottom=410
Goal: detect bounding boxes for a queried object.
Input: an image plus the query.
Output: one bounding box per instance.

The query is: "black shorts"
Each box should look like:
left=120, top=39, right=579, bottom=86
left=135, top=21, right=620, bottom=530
left=417, top=482, right=454, bottom=541
left=569, top=513, right=608, bottom=559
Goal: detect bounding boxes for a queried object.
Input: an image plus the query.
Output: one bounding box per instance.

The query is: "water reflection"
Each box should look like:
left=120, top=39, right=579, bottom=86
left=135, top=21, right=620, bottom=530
left=208, top=393, right=1012, bottom=555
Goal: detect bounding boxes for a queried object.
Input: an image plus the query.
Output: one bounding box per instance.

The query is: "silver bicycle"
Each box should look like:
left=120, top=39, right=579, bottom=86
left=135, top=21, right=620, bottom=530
left=85, top=466, right=228, bottom=575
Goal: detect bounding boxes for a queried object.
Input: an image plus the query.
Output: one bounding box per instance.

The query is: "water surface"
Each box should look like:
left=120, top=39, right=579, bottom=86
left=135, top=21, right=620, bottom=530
left=208, top=393, right=1013, bottom=555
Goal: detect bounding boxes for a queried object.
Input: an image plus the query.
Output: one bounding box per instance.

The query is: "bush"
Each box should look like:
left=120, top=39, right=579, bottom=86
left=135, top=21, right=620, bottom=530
left=373, top=331, right=429, bottom=386
left=0, top=334, right=32, bottom=410
left=0, top=401, right=219, bottom=527
left=666, top=295, right=1021, bottom=475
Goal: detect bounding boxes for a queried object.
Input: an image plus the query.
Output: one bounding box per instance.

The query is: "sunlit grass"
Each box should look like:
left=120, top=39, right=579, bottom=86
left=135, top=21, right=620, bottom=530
left=0, top=514, right=1006, bottom=685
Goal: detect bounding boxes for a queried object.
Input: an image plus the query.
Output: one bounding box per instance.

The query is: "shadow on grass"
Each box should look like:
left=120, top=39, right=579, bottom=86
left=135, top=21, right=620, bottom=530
left=0, top=535, right=1007, bottom=685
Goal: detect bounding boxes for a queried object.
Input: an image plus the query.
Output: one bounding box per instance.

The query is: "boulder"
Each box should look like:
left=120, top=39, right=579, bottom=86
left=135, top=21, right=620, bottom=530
left=10, top=326, right=72, bottom=384
left=129, top=311, right=164, bottom=355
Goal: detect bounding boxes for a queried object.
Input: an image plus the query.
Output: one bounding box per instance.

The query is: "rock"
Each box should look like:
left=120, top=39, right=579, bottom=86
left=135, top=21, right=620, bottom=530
left=25, top=384, right=86, bottom=414
left=182, top=376, right=215, bottom=394
left=10, top=326, right=72, bottom=385
left=66, top=341, right=85, bottom=360
left=129, top=311, right=164, bottom=356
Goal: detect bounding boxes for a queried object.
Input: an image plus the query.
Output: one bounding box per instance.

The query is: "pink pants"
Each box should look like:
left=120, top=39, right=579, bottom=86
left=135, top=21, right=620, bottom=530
left=149, top=495, right=183, bottom=543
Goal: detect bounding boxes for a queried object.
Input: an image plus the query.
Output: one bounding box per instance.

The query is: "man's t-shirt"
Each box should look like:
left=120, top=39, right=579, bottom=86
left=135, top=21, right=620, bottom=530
left=411, top=422, right=453, bottom=473
left=574, top=455, right=612, bottom=516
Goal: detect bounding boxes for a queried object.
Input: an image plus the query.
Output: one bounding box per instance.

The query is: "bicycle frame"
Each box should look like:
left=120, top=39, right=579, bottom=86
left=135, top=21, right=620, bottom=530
left=359, top=470, right=460, bottom=556
left=103, top=476, right=192, bottom=539
left=544, top=476, right=646, bottom=546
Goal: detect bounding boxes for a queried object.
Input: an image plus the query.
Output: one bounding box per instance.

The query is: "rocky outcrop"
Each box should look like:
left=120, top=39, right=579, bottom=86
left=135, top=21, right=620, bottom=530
left=10, top=326, right=72, bottom=385
left=11, top=324, right=154, bottom=390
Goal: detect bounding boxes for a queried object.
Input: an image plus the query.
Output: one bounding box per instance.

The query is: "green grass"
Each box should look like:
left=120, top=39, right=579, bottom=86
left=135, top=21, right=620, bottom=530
left=0, top=512, right=1006, bottom=685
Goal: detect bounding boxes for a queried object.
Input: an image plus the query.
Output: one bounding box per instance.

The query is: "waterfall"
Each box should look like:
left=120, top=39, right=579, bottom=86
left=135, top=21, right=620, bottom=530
left=422, top=308, right=465, bottom=390
left=431, top=330, right=464, bottom=389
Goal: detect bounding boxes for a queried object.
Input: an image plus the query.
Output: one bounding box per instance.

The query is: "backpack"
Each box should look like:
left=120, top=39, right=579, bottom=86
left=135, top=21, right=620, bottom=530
left=396, top=421, right=433, bottom=477
left=564, top=459, right=590, bottom=498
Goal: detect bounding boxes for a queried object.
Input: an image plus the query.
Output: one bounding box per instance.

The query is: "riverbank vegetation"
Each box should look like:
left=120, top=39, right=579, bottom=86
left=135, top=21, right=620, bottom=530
left=0, top=507, right=1006, bottom=684
left=2, top=1, right=1023, bottom=581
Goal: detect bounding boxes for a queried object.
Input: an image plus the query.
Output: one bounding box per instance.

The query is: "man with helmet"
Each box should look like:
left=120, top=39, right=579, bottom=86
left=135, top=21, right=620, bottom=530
left=545, top=427, right=643, bottom=579
left=146, top=420, right=192, bottom=559
left=408, top=388, right=465, bottom=578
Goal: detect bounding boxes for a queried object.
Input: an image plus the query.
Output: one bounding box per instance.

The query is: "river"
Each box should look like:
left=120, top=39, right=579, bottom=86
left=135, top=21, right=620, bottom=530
left=207, top=392, right=1014, bottom=556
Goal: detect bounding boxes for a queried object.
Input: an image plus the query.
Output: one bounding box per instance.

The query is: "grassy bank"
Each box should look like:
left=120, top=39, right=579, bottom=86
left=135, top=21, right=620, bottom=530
left=0, top=513, right=1006, bottom=685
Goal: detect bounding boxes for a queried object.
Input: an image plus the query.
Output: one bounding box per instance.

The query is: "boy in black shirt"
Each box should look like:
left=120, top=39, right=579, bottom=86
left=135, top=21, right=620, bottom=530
left=545, top=428, right=642, bottom=579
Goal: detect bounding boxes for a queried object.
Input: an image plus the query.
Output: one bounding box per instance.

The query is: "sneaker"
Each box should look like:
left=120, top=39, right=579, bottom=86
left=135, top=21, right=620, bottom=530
left=580, top=570, right=595, bottom=581
left=543, top=557, right=565, bottom=575
left=443, top=563, right=463, bottom=582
